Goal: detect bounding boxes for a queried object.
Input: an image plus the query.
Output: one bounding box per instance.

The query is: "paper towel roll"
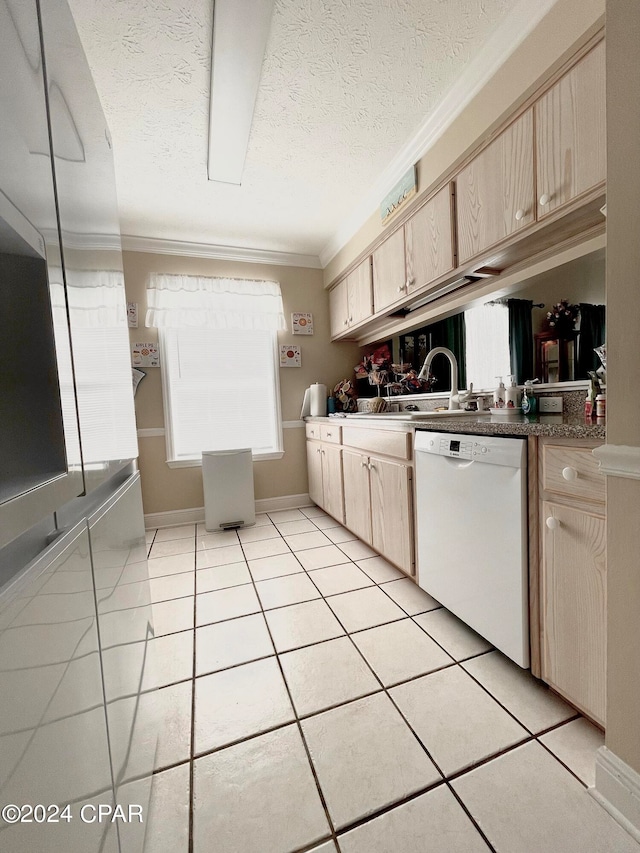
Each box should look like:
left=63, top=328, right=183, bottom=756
left=309, top=383, right=327, bottom=417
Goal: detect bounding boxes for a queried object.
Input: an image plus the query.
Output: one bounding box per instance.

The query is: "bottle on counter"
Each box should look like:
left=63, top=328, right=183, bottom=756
left=521, top=379, right=538, bottom=416
left=493, top=376, right=506, bottom=409
left=505, top=376, right=521, bottom=409
left=596, top=391, right=606, bottom=419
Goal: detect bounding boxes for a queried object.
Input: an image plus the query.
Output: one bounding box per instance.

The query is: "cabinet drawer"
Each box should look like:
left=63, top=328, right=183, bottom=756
left=320, top=424, right=341, bottom=444
left=542, top=444, right=605, bottom=503
left=341, top=426, right=411, bottom=460
left=305, top=423, right=321, bottom=440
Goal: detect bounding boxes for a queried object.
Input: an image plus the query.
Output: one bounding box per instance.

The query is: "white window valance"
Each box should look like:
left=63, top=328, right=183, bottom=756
left=146, top=273, right=286, bottom=331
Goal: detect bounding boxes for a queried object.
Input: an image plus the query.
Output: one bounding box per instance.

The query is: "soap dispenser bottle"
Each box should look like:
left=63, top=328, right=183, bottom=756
left=493, top=377, right=506, bottom=409
left=505, top=376, right=520, bottom=409
left=521, top=379, right=538, bottom=416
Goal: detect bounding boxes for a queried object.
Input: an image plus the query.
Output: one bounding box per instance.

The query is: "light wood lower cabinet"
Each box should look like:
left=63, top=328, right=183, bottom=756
left=539, top=439, right=606, bottom=726
left=306, top=440, right=344, bottom=524
left=321, top=444, right=344, bottom=523
left=307, top=427, right=415, bottom=575
left=369, top=456, right=413, bottom=574
left=342, top=448, right=414, bottom=575
left=342, top=450, right=373, bottom=544
left=306, top=441, right=324, bottom=507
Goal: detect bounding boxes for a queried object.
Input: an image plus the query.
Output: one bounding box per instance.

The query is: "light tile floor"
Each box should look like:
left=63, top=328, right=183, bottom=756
left=138, top=508, right=638, bottom=853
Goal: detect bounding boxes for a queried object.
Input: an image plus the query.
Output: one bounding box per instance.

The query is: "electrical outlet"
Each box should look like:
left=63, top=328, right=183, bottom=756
left=539, top=396, right=563, bottom=413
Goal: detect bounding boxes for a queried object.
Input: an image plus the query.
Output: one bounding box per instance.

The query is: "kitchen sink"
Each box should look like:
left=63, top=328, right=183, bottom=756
left=345, top=410, right=491, bottom=421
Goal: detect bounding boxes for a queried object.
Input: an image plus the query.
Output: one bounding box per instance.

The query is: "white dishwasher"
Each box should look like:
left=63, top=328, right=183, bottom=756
left=414, top=431, right=529, bottom=668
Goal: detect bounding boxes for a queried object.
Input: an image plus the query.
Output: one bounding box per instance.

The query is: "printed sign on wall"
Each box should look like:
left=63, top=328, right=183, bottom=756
left=280, top=344, right=301, bottom=367
left=292, top=312, right=314, bottom=335
left=132, top=342, right=159, bottom=367
left=127, top=302, right=138, bottom=328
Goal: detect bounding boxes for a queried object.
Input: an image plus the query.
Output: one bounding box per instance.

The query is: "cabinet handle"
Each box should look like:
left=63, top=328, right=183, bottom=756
left=539, top=193, right=551, bottom=206
left=343, top=319, right=349, bottom=326
left=360, top=460, right=368, bottom=467
left=562, top=466, right=578, bottom=482
left=407, top=277, right=414, bottom=287
left=368, top=462, right=375, bottom=471
left=316, top=447, right=321, bottom=453
left=515, top=208, right=525, bottom=221
left=348, top=316, right=353, bottom=323
left=326, top=432, right=332, bottom=437
left=546, top=516, right=560, bottom=530
left=397, top=284, right=405, bottom=293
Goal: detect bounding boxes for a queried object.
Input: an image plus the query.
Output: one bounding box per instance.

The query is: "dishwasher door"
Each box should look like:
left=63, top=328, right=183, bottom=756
left=414, top=431, right=529, bottom=667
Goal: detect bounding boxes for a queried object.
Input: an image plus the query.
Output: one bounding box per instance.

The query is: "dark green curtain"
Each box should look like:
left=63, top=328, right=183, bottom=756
left=577, top=303, right=606, bottom=377
left=507, top=299, right=534, bottom=384
left=423, top=313, right=467, bottom=391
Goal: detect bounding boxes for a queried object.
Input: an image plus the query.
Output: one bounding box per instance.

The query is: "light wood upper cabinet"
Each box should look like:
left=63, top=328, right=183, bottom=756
left=372, top=227, right=406, bottom=312
left=347, top=258, right=373, bottom=326
left=405, top=184, right=455, bottom=295
left=329, top=258, right=372, bottom=339
left=329, top=278, right=349, bottom=339
left=536, top=41, right=606, bottom=219
left=456, top=109, right=535, bottom=264
left=541, top=500, right=606, bottom=726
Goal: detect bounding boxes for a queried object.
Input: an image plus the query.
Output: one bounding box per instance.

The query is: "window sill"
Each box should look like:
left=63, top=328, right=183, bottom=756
left=166, top=451, right=284, bottom=469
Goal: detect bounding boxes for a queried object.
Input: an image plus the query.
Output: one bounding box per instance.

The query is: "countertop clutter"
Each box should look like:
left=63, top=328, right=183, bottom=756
left=306, top=413, right=606, bottom=440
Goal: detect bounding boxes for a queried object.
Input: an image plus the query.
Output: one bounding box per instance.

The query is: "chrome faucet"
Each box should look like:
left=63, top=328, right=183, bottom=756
left=418, top=346, right=460, bottom=410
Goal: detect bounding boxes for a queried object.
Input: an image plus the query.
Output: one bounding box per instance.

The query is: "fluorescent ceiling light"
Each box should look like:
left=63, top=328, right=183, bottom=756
left=207, top=0, right=275, bottom=185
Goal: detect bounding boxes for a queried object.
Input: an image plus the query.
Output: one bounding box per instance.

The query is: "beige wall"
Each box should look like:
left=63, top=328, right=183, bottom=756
left=603, top=0, right=640, bottom=775
left=323, top=0, right=605, bottom=287
left=123, top=251, right=361, bottom=515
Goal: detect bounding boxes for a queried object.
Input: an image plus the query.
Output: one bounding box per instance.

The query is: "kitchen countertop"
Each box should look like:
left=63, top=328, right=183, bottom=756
left=306, top=414, right=606, bottom=440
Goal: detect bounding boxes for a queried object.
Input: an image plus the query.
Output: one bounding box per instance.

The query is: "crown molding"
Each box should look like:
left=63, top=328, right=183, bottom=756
left=121, top=235, right=322, bottom=269
left=319, top=0, right=560, bottom=269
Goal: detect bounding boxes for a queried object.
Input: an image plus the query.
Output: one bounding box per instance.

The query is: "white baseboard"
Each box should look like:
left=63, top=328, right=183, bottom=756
left=590, top=747, right=640, bottom=844
left=145, top=493, right=311, bottom=529
left=255, top=493, right=311, bottom=513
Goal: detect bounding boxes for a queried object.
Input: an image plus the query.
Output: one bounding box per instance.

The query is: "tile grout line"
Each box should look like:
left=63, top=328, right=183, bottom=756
left=298, top=553, right=499, bottom=852
left=236, top=531, right=343, bottom=853
left=151, top=513, right=592, bottom=850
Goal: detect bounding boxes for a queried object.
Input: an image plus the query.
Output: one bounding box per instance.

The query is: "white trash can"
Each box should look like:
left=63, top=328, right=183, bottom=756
left=202, top=449, right=255, bottom=532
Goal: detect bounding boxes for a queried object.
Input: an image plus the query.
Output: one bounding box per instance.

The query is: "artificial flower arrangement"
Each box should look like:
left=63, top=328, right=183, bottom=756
left=545, top=300, right=580, bottom=335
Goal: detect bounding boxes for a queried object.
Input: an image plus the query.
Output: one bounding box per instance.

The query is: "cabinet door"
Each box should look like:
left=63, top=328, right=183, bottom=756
left=405, top=185, right=455, bottom=295
left=536, top=41, right=605, bottom=219
left=456, top=109, right=535, bottom=264
left=372, top=227, right=407, bottom=312
left=347, top=257, right=373, bottom=326
left=369, top=457, right=414, bottom=574
left=329, top=278, right=349, bottom=338
left=321, top=444, right=344, bottom=523
left=541, top=500, right=606, bottom=725
left=342, top=450, right=372, bottom=544
left=306, top=441, right=324, bottom=508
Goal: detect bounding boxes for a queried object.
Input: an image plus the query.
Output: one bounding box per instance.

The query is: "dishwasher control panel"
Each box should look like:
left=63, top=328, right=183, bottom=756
left=438, top=437, right=474, bottom=459
left=415, top=431, right=527, bottom=469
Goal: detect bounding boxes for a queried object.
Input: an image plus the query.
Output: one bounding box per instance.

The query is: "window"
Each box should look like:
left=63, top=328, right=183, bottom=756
left=147, top=274, right=285, bottom=466
left=464, top=302, right=511, bottom=390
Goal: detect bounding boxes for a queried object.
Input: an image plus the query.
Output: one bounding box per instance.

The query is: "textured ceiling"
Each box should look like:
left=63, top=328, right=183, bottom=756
left=68, top=0, right=520, bottom=259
